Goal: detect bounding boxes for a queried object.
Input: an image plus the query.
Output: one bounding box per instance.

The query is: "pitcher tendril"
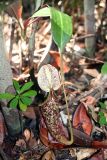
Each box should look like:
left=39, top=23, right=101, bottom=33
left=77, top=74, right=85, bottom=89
left=59, top=48, right=73, bottom=144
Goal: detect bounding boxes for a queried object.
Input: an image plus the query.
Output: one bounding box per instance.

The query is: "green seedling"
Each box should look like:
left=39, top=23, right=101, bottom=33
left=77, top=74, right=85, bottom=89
left=0, top=80, right=37, bottom=111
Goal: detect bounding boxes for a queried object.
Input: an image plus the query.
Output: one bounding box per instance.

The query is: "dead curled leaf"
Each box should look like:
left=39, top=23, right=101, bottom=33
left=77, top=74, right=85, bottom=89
left=82, top=96, right=97, bottom=106
left=49, top=51, right=70, bottom=73
left=5, top=1, right=22, bottom=19
left=37, top=64, right=61, bottom=92
left=22, top=106, right=36, bottom=119
left=16, top=139, right=26, bottom=150
left=73, top=103, right=93, bottom=135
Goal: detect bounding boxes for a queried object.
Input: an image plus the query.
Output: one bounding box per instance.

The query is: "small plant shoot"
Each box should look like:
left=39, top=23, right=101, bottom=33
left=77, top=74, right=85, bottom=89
left=0, top=80, right=37, bottom=111
left=32, top=6, right=73, bottom=144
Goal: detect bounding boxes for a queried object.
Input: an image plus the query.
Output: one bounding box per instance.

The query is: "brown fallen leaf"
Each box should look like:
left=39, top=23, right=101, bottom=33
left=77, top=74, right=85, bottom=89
left=23, top=129, right=31, bottom=142
left=88, top=150, right=104, bottom=160
left=19, top=154, right=26, bottom=160
left=50, top=51, right=70, bottom=73
left=70, top=148, right=97, bottom=160
left=104, top=149, right=107, bottom=160
left=41, top=150, right=55, bottom=160
left=22, top=106, right=36, bottom=119
left=82, top=96, right=98, bottom=122
left=16, top=139, right=26, bottom=150
left=5, top=1, right=22, bottom=19
left=83, top=96, right=97, bottom=106
left=28, top=131, right=38, bottom=148
left=73, top=103, right=93, bottom=135
left=5, top=0, right=24, bottom=30
left=84, top=69, right=99, bottom=78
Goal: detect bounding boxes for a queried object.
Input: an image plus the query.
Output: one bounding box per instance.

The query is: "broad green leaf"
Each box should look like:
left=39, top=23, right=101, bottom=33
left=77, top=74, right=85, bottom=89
left=0, top=93, right=15, bottom=100
left=21, top=96, right=32, bottom=105
left=50, top=7, right=72, bottom=52
left=9, top=97, right=19, bottom=108
left=32, top=7, right=50, bottom=18
left=32, top=7, right=72, bottom=52
left=19, top=100, right=27, bottom=111
left=16, top=95, right=19, bottom=99
left=101, top=63, right=107, bottom=75
left=22, top=90, right=37, bottom=97
left=13, top=80, right=20, bottom=93
left=20, top=81, right=34, bottom=93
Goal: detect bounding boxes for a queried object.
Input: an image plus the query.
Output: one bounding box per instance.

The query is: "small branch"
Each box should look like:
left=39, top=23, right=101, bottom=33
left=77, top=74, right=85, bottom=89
left=72, top=34, right=95, bottom=41
left=70, top=48, right=104, bottom=64
left=28, top=23, right=37, bottom=70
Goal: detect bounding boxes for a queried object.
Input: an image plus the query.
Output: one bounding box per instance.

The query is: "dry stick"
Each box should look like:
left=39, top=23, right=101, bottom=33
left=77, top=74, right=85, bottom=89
left=9, top=21, right=15, bottom=64
left=70, top=47, right=104, bottom=64
left=10, top=4, right=24, bottom=32
left=10, top=1, right=24, bottom=75
left=73, top=33, right=95, bottom=41
left=28, top=23, right=37, bottom=70
left=59, top=49, right=73, bottom=144
left=70, top=33, right=105, bottom=64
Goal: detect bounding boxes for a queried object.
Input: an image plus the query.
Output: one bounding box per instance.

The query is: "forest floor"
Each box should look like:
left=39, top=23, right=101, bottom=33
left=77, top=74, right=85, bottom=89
left=0, top=1, right=107, bottom=160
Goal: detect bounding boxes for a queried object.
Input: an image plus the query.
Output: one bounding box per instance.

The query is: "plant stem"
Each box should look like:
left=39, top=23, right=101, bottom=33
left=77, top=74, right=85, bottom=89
left=59, top=48, right=73, bottom=144
left=19, top=0, right=22, bottom=6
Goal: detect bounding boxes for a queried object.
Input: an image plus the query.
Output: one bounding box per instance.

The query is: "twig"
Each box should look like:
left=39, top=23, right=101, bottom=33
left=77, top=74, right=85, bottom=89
left=70, top=48, right=104, bottom=64
left=72, top=34, right=95, bottom=41
left=28, top=23, right=37, bottom=69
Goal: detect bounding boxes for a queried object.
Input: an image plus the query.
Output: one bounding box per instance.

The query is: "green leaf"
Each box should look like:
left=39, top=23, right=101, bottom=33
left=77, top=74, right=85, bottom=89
left=98, top=111, right=104, bottom=116
left=32, top=7, right=72, bottom=52
left=20, top=81, right=34, bottom=93
left=13, top=80, right=20, bottom=93
left=0, top=93, right=15, bottom=100
left=32, top=7, right=50, bottom=18
left=99, top=102, right=106, bottom=109
left=21, top=96, right=32, bottom=105
left=50, top=7, right=72, bottom=52
left=9, top=97, right=19, bottom=108
left=22, top=90, right=37, bottom=97
left=19, top=100, right=27, bottom=111
left=99, top=115, right=107, bottom=126
left=101, top=63, right=107, bottom=75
